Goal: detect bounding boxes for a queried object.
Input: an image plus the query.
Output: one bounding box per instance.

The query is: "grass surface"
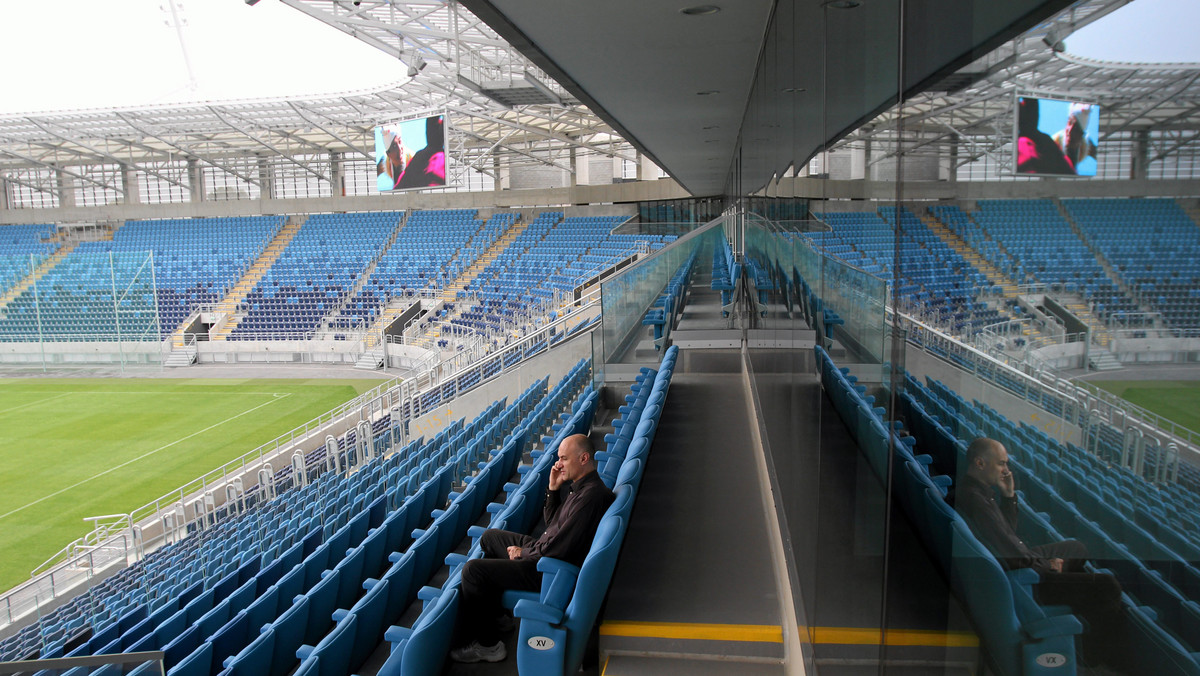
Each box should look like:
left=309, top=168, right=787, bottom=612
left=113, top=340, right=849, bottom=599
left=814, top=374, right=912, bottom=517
left=1092, top=380, right=1200, bottom=432
left=0, top=378, right=386, bottom=593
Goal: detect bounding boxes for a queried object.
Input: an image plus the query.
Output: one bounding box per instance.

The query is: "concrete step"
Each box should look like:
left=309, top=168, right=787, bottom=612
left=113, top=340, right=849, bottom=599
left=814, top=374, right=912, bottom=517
left=355, top=350, right=385, bottom=370
left=164, top=348, right=197, bottom=368
left=1088, top=349, right=1122, bottom=371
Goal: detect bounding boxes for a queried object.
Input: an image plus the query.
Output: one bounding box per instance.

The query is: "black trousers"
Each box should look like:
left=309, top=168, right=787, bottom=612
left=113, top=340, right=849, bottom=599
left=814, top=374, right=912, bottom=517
left=1031, top=540, right=1128, bottom=670
left=455, top=529, right=540, bottom=646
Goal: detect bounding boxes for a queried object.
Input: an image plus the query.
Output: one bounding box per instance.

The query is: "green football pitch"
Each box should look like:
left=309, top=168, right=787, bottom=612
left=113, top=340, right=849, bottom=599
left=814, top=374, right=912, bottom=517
left=0, top=378, right=388, bottom=593
left=1092, top=380, right=1200, bottom=434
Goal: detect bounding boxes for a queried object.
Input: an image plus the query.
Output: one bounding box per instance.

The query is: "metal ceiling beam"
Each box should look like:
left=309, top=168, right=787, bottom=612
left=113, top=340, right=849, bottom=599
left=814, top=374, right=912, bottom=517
left=0, top=146, right=121, bottom=193
left=24, top=118, right=189, bottom=192
left=207, top=107, right=329, bottom=183
left=115, top=112, right=262, bottom=187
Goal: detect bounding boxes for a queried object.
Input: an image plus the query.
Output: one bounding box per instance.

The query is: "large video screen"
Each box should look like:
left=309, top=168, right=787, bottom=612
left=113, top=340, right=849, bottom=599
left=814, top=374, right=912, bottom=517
left=375, top=114, right=447, bottom=191
left=1014, top=95, right=1100, bottom=177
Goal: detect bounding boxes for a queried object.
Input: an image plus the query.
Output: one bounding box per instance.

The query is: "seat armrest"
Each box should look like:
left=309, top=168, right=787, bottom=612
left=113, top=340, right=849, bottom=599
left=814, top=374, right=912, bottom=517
left=513, top=600, right=564, bottom=626
left=1022, top=614, right=1083, bottom=639
left=536, top=557, right=580, bottom=577
left=384, top=625, right=413, bottom=644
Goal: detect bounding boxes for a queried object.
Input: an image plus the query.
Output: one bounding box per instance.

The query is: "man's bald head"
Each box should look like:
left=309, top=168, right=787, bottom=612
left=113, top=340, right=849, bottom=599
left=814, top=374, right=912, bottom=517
left=966, top=437, right=1010, bottom=488
left=555, top=434, right=597, bottom=482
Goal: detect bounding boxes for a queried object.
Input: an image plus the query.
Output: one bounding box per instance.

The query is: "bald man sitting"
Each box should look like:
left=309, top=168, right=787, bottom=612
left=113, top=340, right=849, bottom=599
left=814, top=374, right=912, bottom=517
left=956, top=437, right=1129, bottom=672
left=449, top=433, right=614, bottom=663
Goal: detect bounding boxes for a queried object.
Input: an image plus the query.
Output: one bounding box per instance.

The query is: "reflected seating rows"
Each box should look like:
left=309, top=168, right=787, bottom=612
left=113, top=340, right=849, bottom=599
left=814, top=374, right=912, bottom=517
left=900, top=375, right=1200, bottom=674
left=817, top=345, right=1084, bottom=676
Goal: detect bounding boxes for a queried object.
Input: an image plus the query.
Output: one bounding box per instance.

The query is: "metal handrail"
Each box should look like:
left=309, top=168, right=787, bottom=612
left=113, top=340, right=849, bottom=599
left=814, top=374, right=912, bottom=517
left=896, top=310, right=1200, bottom=455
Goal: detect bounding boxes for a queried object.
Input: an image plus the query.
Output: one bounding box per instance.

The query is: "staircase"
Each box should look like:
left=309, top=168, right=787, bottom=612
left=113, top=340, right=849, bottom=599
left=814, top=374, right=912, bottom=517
left=920, top=210, right=1027, bottom=335
left=1088, top=347, right=1122, bottom=371
left=429, top=218, right=535, bottom=339
left=1054, top=199, right=1147, bottom=315
left=441, top=217, right=530, bottom=301
left=164, top=344, right=198, bottom=367
left=367, top=217, right=531, bottom=346
left=1061, top=296, right=1114, bottom=348
left=354, top=349, right=385, bottom=370
left=921, top=211, right=1020, bottom=298
left=1178, top=198, right=1200, bottom=228
left=208, top=216, right=305, bottom=341
left=319, top=213, right=408, bottom=337
left=0, top=241, right=80, bottom=312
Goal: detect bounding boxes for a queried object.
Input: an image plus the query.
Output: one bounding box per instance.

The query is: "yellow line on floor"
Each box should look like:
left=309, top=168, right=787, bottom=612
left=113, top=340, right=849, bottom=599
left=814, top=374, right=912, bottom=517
left=806, top=626, right=979, bottom=647
left=599, top=621, right=783, bottom=643
left=597, top=622, right=976, bottom=648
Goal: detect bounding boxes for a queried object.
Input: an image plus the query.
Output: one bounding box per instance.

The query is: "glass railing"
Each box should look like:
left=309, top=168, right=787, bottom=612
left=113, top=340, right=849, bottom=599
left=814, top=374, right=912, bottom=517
left=744, top=215, right=889, bottom=363
left=598, top=216, right=728, bottom=363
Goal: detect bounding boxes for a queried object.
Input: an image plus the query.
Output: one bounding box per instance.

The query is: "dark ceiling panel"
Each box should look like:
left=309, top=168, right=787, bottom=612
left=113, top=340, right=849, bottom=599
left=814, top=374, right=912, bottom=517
left=462, top=0, right=1070, bottom=196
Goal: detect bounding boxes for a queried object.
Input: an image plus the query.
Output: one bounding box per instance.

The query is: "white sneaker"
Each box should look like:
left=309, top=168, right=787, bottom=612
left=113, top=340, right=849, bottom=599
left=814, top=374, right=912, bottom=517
left=449, top=640, right=507, bottom=663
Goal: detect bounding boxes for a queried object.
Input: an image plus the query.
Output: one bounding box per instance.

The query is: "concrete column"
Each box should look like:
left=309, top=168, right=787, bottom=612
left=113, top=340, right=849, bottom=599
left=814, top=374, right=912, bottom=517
left=1131, top=129, right=1149, bottom=180
left=121, top=164, right=141, bottom=205
left=257, top=156, right=274, bottom=200
left=0, top=177, right=11, bottom=211
left=576, top=152, right=590, bottom=185
left=948, top=137, right=959, bottom=183
left=187, top=158, right=205, bottom=203
left=569, top=148, right=578, bottom=187
left=329, top=152, right=343, bottom=197
left=640, top=153, right=658, bottom=180
left=493, top=156, right=503, bottom=192
left=56, top=167, right=76, bottom=208
left=862, top=139, right=872, bottom=181
left=635, top=151, right=644, bottom=181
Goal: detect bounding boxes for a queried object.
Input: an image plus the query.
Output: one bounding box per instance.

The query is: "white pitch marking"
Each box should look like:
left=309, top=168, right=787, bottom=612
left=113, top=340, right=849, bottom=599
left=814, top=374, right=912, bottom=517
left=0, top=393, right=293, bottom=522
left=0, top=392, right=75, bottom=416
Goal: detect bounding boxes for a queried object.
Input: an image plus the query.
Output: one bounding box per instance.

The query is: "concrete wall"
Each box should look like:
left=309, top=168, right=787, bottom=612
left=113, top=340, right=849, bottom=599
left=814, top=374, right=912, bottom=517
left=0, top=341, right=165, bottom=365
left=0, top=179, right=689, bottom=225
left=1030, top=342, right=1086, bottom=370
left=1111, top=336, right=1200, bottom=364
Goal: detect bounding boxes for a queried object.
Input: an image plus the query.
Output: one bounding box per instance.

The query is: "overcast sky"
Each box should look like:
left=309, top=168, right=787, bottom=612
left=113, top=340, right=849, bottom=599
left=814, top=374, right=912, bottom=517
left=0, top=0, right=1197, bottom=116
left=0, top=0, right=405, bottom=114
left=1067, top=0, right=1200, bottom=63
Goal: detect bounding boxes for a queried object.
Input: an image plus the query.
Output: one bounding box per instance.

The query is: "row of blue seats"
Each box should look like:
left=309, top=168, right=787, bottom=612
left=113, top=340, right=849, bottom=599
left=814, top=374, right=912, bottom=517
left=906, top=376, right=1200, bottom=674
left=643, top=253, right=696, bottom=350
left=815, top=346, right=1084, bottom=676
left=8, top=403, right=470, bottom=660
left=214, top=374, right=564, bottom=676
left=372, top=362, right=595, bottom=676
left=154, top=386, right=544, bottom=676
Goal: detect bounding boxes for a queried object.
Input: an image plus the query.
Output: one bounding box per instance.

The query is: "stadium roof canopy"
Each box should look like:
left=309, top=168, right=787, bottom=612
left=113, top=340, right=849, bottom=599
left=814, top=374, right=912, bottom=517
left=830, top=0, right=1200, bottom=178
left=1, top=0, right=1198, bottom=203
left=0, top=0, right=635, bottom=200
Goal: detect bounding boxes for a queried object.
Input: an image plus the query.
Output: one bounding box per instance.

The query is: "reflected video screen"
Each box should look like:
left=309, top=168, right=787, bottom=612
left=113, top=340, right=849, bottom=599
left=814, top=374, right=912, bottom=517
left=375, top=114, right=447, bottom=191
left=1014, top=95, right=1100, bottom=177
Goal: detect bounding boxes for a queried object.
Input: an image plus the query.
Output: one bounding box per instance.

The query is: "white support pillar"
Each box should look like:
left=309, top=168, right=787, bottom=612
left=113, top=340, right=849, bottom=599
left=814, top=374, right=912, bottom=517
left=187, top=158, right=205, bottom=203
left=56, top=167, right=76, bottom=208
left=329, top=152, right=343, bottom=197
left=1132, top=129, right=1150, bottom=180
left=122, top=164, right=141, bottom=205
left=639, top=153, right=659, bottom=181
left=257, top=155, right=274, bottom=200
left=0, top=177, right=10, bottom=211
